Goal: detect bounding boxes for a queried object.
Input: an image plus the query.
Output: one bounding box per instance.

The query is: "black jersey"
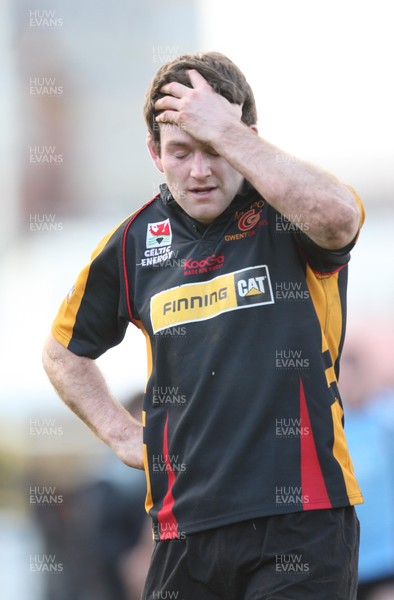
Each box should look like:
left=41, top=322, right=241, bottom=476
left=52, top=183, right=364, bottom=540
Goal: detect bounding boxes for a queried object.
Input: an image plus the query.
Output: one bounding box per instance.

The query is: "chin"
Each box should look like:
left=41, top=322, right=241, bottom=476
left=193, top=210, right=218, bottom=224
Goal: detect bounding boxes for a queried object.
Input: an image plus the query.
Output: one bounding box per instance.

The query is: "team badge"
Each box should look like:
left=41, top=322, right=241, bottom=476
left=146, top=218, right=172, bottom=248
left=237, top=208, right=261, bottom=232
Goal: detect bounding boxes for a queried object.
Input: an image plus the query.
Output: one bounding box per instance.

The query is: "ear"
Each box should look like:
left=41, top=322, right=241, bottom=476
left=249, top=124, right=259, bottom=135
left=146, top=133, right=164, bottom=173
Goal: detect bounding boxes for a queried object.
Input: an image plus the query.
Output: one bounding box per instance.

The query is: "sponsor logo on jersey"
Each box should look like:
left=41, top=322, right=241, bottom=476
left=146, top=218, right=172, bottom=248
left=225, top=200, right=267, bottom=241
left=150, top=265, right=274, bottom=333
left=138, top=246, right=176, bottom=267
left=183, top=253, right=224, bottom=276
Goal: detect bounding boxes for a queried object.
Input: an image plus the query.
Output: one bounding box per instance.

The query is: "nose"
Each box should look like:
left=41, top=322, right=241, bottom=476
left=190, top=152, right=212, bottom=179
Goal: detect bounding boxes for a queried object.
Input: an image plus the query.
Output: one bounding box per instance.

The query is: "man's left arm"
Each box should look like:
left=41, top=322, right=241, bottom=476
left=210, top=124, right=362, bottom=251
left=155, top=70, right=363, bottom=250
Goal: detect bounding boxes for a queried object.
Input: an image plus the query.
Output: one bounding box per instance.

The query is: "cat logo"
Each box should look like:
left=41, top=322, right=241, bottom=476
left=237, top=275, right=267, bottom=297
left=234, top=266, right=273, bottom=307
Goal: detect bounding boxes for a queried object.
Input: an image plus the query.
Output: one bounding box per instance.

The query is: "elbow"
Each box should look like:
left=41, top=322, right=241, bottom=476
left=42, top=334, right=67, bottom=379
left=319, top=191, right=362, bottom=250
left=328, top=208, right=360, bottom=249
left=42, top=336, right=50, bottom=371
left=42, top=334, right=93, bottom=376
left=42, top=335, right=57, bottom=379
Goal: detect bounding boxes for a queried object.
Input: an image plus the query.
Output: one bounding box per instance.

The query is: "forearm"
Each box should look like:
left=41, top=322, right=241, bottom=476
left=213, top=122, right=361, bottom=249
left=42, top=335, right=143, bottom=469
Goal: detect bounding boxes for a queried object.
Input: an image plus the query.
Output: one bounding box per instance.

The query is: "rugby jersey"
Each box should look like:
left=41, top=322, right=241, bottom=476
left=52, top=182, right=365, bottom=540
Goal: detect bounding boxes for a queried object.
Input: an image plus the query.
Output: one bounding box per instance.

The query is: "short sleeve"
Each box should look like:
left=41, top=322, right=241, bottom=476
left=293, top=187, right=365, bottom=273
left=52, top=223, right=129, bottom=359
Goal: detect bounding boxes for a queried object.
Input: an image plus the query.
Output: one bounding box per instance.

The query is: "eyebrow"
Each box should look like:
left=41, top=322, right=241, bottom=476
left=165, top=141, right=191, bottom=151
left=165, top=141, right=216, bottom=153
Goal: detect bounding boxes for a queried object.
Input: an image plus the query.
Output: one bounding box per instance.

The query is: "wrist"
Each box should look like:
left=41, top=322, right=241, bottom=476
left=109, top=418, right=143, bottom=469
left=213, top=119, right=256, bottom=156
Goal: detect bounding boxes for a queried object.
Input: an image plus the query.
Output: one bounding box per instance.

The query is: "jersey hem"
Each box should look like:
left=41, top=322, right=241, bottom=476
left=51, top=324, right=70, bottom=347
left=153, top=494, right=364, bottom=539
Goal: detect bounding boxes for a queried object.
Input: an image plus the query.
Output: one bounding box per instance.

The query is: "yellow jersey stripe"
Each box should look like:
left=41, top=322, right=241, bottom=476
left=331, top=400, right=363, bottom=501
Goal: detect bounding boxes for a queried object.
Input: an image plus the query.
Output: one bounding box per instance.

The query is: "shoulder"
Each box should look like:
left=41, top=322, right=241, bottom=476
left=93, top=194, right=163, bottom=256
left=120, top=194, right=168, bottom=238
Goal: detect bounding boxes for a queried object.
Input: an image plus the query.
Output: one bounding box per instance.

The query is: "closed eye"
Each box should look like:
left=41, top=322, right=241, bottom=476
left=203, top=144, right=219, bottom=157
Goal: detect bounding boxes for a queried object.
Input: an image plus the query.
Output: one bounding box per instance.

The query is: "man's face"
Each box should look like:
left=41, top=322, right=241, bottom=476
left=147, top=125, right=245, bottom=224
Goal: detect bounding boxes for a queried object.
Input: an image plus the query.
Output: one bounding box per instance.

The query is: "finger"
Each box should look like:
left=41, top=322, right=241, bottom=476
left=159, top=81, right=189, bottom=98
left=187, top=69, right=209, bottom=88
left=155, top=95, right=180, bottom=111
left=155, top=110, right=179, bottom=124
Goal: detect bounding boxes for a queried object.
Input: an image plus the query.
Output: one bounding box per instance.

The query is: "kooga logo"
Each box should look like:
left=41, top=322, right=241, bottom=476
left=150, top=265, right=274, bottom=333
left=183, top=253, right=224, bottom=276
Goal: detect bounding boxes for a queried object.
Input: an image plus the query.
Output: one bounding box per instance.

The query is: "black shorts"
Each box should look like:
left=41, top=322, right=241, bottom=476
left=142, top=507, right=360, bottom=600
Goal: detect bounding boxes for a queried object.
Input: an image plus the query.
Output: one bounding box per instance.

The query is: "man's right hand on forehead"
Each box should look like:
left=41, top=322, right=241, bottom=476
left=154, top=69, right=243, bottom=150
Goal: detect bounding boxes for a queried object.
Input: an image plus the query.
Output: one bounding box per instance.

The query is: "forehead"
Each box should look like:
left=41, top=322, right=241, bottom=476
left=159, top=124, right=201, bottom=150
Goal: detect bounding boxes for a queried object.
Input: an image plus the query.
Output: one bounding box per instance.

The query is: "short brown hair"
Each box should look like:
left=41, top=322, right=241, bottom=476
left=143, top=51, right=257, bottom=150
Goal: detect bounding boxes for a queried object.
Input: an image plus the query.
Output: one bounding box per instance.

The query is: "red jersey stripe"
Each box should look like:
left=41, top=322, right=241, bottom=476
left=157, top=413, right=179, bottom=540
left=299, top=377, right=332, bottom=510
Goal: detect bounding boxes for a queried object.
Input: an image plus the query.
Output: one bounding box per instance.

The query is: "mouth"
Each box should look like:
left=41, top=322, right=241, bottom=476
left=188, top=186, right=217, bottom=197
